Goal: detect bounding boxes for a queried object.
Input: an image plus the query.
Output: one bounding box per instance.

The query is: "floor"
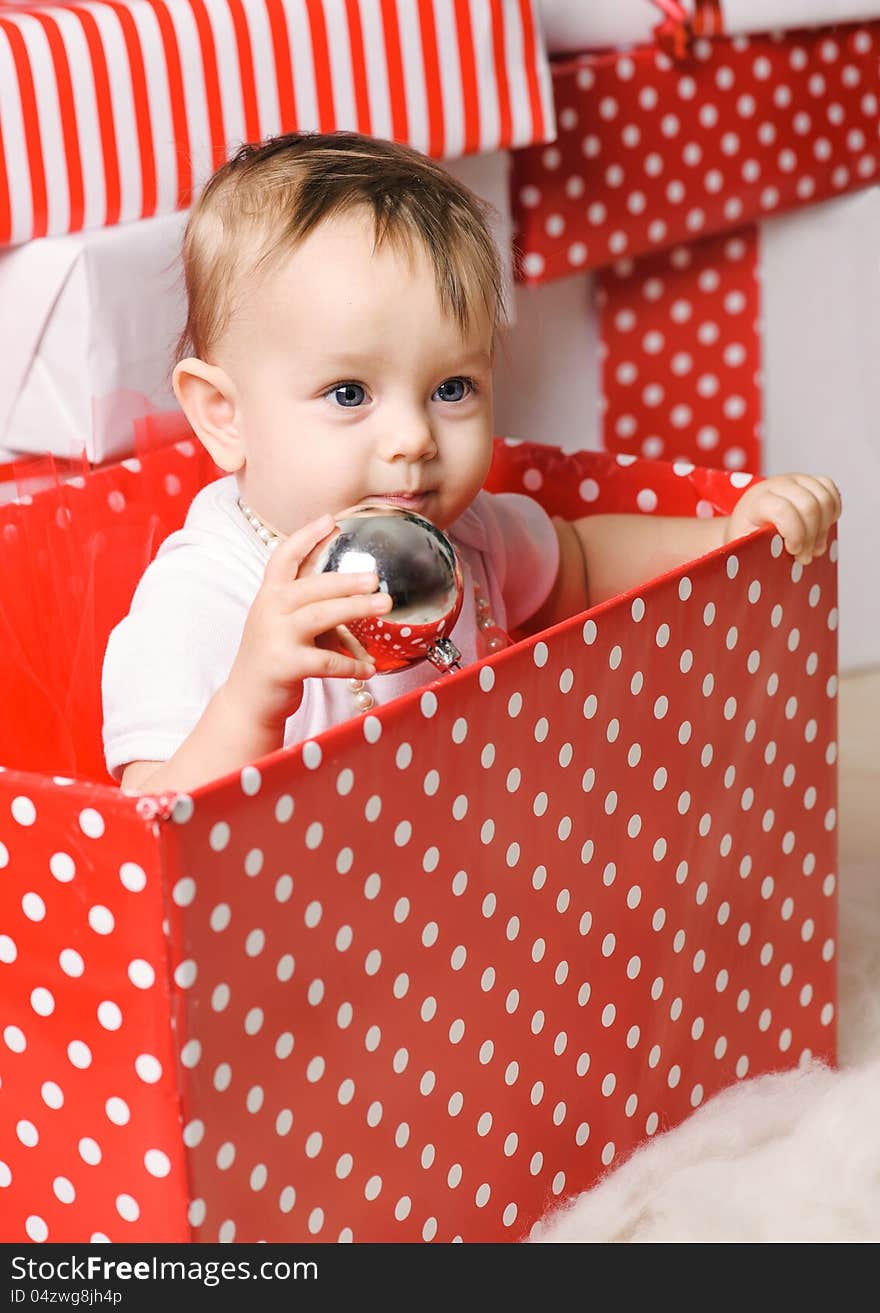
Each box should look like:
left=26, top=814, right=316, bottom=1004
left=837, top=665, right=880, bottom=1064
left=839, top=666, right=880, bottom=869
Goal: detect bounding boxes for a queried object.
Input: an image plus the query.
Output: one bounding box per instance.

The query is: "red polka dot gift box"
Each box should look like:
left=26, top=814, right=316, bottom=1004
left=0, top=433, right=838, bottom=1243
left=507, top=20, right=880, bottom=474
left=512, top=21, right=879, bottom=285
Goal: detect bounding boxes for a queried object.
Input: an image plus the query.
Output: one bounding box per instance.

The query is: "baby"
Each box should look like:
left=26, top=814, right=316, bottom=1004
left=103, top=131, right=842, bottom=795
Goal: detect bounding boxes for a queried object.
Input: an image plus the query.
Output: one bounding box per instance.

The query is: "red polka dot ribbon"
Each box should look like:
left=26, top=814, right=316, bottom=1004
left=598, top=225, right=762, bottom=472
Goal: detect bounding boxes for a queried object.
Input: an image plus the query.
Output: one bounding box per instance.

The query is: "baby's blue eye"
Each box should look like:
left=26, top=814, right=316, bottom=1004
left=330, top=383, right=367, bottom=408
left=434, top=377, right=473, bottom=403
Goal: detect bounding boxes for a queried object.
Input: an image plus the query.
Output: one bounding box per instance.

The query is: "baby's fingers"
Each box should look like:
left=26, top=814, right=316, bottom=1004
left=791, top=474, right=842, bottom=543
left=287, top=637, right=386, bottom=685
left=761, top=492, right=812, bottom=561
left=264, top=512, right=336, bottom=583
left=809, top=474, right=842, bottom=518
left=782, top=477, right=840, bottom=563
left=285, top=567, right=382, bottom=613
left=293, top=590, right=393, bottom=645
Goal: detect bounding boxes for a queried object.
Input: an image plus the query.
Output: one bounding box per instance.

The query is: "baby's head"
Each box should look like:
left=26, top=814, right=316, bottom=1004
left=173, top=131, right=506, bottom=533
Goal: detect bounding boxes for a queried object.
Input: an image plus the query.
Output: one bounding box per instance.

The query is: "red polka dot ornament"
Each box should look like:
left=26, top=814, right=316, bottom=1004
left=300, top=504, right=466, bottom=674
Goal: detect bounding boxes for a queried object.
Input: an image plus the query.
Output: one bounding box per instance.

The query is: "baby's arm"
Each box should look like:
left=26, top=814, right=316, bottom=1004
left=120, top=683, right=290, bottom=795
left=120, top=514, right=393, bottom=795
left=523, top=473, right=842, bottom=633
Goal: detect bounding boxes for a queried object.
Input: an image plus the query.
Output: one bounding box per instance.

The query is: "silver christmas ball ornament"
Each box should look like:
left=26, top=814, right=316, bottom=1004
left=301, top=505, right=464, bottom=674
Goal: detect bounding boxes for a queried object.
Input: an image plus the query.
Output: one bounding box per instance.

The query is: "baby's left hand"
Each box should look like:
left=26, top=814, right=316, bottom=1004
left=724, top=473, right=842, bottom=565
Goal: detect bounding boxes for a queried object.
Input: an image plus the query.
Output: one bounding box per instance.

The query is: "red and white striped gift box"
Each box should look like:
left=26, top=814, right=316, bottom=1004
left=0, top=0, right=555, bottom=247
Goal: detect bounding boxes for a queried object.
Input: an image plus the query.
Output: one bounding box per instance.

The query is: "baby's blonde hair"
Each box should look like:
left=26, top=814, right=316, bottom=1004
left=177, top=130, right=506, bottom=361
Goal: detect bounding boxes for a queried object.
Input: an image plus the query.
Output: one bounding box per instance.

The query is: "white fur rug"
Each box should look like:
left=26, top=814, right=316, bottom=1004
left=532, top=854, right=880, bottom=1243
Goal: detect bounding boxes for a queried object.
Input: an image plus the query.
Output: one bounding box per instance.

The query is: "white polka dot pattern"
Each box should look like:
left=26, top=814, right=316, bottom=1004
left=0, top=436, right=837, bottom=1242
left=0, top=782, right=190, bottom=1241
left=598, top=226, right=761, bottom=470
left=511, top=23, right=880, bottom=284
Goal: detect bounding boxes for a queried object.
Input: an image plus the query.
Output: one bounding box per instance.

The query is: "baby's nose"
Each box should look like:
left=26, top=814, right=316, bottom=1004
left=379, top=413, right=438, bottom=460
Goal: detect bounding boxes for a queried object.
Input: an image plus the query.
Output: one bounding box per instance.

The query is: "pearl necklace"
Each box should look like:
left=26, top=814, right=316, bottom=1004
left=237, top=495, right=510, bottom=714
left=474, top=591, right=513, bottom=656
left=238, top=495, right=280, bottom=549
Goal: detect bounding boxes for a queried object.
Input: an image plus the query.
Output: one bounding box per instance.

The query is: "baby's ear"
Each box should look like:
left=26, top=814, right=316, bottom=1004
left=172, top=357, right=244, bottom=471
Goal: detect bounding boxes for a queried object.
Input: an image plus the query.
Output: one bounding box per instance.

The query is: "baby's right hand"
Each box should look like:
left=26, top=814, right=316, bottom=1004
left=224, top=512, right=393, bottom=731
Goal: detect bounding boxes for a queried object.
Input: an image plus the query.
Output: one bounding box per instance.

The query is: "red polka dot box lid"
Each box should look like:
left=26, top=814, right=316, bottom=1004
left=0, top=433, right=838, bottom=1242
left=511, top=19, right=880, bottom=284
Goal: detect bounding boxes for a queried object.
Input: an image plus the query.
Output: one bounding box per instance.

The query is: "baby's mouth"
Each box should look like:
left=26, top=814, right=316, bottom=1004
left=363, top=491, right=434, bottom=511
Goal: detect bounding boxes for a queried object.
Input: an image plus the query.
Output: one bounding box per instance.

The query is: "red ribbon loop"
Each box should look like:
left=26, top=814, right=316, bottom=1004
left=649, top=0, right=725, bottom=60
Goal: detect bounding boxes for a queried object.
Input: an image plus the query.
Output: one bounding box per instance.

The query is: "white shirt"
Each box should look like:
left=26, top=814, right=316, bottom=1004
left=102, top=475, right=560, bottom=779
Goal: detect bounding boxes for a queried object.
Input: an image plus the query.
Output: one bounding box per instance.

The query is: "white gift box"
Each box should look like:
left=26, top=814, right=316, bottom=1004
left=494, top=186, right=880, bottom=672
left=0, top=210, right=187, bottom=464
left=538, top=0, right=880, bottom=53
left=717, top=0, right=880, bottom=30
